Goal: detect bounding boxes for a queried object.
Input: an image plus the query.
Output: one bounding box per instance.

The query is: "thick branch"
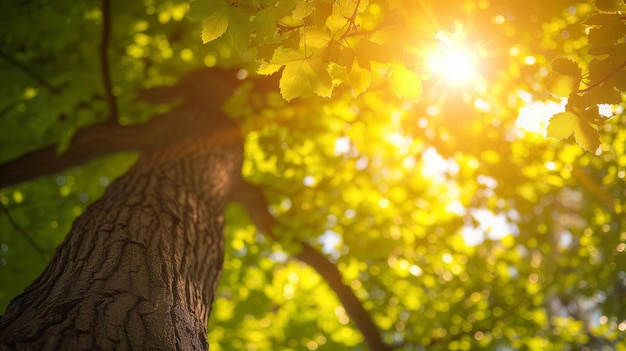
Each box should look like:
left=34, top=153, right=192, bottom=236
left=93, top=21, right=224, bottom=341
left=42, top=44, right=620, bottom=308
left=0, top=122, right=149, bottom=189
left=231, top=178, right=395, bottom=351
left=99, top=0, right=119, bottom=123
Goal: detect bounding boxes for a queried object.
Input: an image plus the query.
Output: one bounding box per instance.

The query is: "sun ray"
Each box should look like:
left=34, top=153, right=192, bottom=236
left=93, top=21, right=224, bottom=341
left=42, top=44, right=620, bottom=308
left=427, top=30, right=478, bottom=86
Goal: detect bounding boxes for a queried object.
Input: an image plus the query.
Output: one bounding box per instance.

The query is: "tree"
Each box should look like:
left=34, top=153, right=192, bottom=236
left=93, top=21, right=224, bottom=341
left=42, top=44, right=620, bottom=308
left=0, top=0, right=624, bottom=350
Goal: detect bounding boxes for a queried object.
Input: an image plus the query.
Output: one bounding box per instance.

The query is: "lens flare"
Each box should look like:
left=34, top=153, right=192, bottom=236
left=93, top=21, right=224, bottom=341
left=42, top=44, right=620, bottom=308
left=428, top=45, right=477, bottom=85
left=426, top=28, right=478, bottom=86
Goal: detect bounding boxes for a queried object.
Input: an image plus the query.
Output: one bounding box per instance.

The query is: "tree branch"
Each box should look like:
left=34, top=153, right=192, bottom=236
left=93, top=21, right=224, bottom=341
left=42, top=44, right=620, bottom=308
left=230, top=177, right=396, bottom=351
left=579, top=60, right=626, bottom=94
left=0, top=67, right=244, bottom=189
left=0, top=51, right=61, bottom=94
left=0, top=203, right=47, bottom=260
left=99, top=0, right=119, bottom=123
left=0, top=121, right=150, bottom=189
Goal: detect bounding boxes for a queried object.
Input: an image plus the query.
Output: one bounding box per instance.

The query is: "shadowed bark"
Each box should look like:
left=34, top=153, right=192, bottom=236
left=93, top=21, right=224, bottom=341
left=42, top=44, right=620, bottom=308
left=0, top=68, right=244, bottom=350
left=0, top=120, right=242, bottom=351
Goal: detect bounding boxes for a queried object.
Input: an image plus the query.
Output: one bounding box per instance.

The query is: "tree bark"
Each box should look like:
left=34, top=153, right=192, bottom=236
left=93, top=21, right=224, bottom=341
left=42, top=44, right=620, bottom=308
left=0, top=118, right=242, bottom=350
left=0, top=67, right=394, bottom=350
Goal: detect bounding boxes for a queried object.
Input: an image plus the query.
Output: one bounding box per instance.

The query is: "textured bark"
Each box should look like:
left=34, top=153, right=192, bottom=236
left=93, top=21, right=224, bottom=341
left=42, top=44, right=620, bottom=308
left=0, top=67, right=393, bottom=350
left=0, top=110, right=243, bottom=350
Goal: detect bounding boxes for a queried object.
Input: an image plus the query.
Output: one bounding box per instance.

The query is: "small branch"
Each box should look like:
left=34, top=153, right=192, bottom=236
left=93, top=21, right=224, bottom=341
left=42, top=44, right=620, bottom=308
left=0, top=51, right=61, bottom=94
left=0, top=203, right=47, bottom=260
left=579, top=60, right=626, bottom=94
left=340, top=0, right=362, bottom=39
left=99, top=0, right=119, bottom=123
left=230, top=178, right=396, bottom=351
left=277, top=22, right=304, bottom=35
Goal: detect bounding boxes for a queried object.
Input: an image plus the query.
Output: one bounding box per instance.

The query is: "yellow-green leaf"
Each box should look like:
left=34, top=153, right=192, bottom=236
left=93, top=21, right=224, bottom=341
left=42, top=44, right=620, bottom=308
left=271, top=48, right=333, bottom=101
left=349, top=60, right=371, bottom=97
left=292, top=0, right=314, bottom=20
left=257, top=59, right=282, bottom=75
left=573, top=119, right=600, bottom=152
left=546, top=112, right=577, bottom=139
left=202, top=8, right=229, bottom=43
left=547, top=58, right=581, bottom=97
left=388, top=62, right=422, bottom=101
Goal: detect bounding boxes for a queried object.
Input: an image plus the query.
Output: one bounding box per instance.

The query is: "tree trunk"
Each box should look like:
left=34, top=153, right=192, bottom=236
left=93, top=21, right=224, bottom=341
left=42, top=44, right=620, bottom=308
left=0, top=120, right=242, bottom=350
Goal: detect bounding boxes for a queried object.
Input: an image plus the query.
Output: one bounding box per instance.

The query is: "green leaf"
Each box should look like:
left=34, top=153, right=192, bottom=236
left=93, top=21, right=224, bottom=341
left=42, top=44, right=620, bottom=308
left=253, top=8, right=278, bottom=43
left=546, top=112, right=577, bottom=139
left=547, top=58, right=581, bottom=97
left=227, top=8, right=251, bottom=52
left=573, top=119, right=600, bottom=152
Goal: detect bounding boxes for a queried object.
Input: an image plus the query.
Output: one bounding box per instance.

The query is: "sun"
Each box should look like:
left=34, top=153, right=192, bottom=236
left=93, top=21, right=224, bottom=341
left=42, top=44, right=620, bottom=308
left=426, top=31, right=478, bottom=86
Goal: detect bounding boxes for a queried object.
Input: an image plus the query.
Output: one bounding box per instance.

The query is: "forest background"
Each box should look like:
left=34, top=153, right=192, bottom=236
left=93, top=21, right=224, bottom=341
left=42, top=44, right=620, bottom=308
left=0, top=0, right=625, bottom=350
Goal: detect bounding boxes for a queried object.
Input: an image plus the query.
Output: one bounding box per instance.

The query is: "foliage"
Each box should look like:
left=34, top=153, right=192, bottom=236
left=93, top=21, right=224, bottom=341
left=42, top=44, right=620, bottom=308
left=545, top=2, right=626, bottom=152
left=1, top=0, right=625, bottom=351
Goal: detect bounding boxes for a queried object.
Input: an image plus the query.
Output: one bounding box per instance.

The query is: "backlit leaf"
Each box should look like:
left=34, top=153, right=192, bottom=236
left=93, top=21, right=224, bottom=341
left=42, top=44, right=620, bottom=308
left=546, top=112, right=577, bottom=139
left=348, top=60, right=371, bottom=97
left=388, top=62, right=422, bottom=101
left=547, top=58, right=581, bottom=97
left=202, top=7, right=229, bottom=43
left=270, top=47, right=333, bottom=101
left=573, top=119, right=600, bottom=152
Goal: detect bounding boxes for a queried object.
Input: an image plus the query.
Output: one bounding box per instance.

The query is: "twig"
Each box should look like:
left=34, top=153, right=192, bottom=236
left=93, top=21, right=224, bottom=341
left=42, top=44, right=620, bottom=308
left=277, top=22, right=304, bottom=35
left=0, top=51, right=61, bottom=94
left=340, top=0, right=362, bottom=39
left=0, top=203, right=47, bottom=260
left=99, top=0, right=119, bottom=123
left=579, top=60, right=626, bottom=94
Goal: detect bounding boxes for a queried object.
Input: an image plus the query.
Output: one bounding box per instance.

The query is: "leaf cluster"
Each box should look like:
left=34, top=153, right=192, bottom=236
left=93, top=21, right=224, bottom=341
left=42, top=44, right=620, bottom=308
left=193, top=0, right=422, bottom=101
left=546, top=0, right=626, bottom=152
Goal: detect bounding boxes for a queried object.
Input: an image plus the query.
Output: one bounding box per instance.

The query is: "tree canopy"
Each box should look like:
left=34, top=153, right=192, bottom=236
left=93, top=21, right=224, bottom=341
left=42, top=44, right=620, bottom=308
left=1, top=0, right=625, bottom=350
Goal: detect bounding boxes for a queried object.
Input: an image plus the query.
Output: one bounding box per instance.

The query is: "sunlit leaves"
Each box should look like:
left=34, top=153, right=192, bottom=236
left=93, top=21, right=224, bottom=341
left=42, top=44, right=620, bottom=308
left=547, top=112, right=578, bottom=139
left=585, top=13, right=626, bottom=46
left=4, top=0, right=626, bottom=350
left=388, top=62, right=422, bottom=102
left=194, top=0, right=423, bottom=101
left=573, top=119, right=601, bottom=152
left=546, top=3, right=626, bottom=151
left=264, top=47, right=333, bottom=101
left=546, top=112, right=600, bottom=152
left=547, top=58, right=581, bottom=97
left=348, top=60, right=371, bottom=97
left=200, top=2, right=230, bottom=43
left=594, top=0, right=626, bottom=12
left=198, top=1, right=251, bottom=52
